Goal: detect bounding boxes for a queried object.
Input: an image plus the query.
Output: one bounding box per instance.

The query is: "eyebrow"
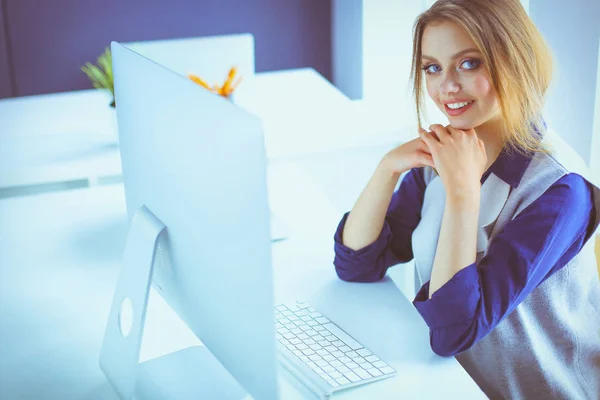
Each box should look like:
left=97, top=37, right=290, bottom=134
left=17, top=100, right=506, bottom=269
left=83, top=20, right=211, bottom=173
left=421, top=48, right=480, bottom=62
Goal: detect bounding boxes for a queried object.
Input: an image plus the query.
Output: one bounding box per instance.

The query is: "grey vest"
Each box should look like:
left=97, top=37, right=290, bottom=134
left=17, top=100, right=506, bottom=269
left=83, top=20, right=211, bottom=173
left=411, top=130, right=600, bottom=399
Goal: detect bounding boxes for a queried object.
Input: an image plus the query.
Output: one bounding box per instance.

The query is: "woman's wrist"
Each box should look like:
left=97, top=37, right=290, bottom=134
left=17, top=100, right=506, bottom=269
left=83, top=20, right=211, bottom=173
left=378, top=156, right=406, bottom=179
left=445, top=182, right=481, bottom=207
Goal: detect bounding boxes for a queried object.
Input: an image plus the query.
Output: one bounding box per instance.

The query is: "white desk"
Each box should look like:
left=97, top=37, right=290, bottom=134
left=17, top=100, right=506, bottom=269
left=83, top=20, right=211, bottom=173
left=0, top=68, right=410, bottom=198
left=0, top=161, right=484, bottom=399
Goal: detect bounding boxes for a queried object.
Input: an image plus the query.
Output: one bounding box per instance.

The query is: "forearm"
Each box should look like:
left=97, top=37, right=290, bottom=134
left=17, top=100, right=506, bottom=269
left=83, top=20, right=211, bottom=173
left=342, top=161, right=401, bottom=250
left=429, top=189, right=480, bottom=298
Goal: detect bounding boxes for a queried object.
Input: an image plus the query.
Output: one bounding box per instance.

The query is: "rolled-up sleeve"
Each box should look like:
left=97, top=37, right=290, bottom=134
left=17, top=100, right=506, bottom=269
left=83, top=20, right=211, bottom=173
left=412, top=173, right=596, bottom=357
left=334, top=167, right=427, bottom=282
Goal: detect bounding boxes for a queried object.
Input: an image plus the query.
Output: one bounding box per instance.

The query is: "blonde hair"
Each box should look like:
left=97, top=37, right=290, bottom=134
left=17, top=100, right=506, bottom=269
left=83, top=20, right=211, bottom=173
left=410, top=0, right=553, bottom=154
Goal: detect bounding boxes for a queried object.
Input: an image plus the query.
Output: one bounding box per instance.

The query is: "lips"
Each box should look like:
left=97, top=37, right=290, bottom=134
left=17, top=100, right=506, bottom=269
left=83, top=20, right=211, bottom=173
left=444, top=100, right=474, bottom=116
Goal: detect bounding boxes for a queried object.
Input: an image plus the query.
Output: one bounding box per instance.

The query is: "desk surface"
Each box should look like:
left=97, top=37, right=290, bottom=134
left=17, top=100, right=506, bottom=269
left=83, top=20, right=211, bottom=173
left=0, top=69, right=409, bottom=196
left=0, top=161, right=484, bottom=399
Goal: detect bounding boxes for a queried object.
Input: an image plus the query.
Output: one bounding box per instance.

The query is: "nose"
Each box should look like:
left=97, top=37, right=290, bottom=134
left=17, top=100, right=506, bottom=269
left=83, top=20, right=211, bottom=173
left=439, top=70, right=461, bottom=97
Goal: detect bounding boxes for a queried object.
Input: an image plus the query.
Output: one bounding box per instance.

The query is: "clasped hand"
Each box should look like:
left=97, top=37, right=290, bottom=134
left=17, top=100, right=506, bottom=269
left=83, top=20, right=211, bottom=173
left=419, top=124, right=487, bottom=202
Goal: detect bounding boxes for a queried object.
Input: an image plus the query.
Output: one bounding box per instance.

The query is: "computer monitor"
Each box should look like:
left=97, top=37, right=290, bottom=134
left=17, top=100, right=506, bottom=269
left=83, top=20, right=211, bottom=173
left=102, top=41, right=278, bottom=399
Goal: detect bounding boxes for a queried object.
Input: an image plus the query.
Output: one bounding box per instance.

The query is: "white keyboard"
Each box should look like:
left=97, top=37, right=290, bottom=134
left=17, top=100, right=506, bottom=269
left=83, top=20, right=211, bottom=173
left=274, top=300, right=396, bottom=397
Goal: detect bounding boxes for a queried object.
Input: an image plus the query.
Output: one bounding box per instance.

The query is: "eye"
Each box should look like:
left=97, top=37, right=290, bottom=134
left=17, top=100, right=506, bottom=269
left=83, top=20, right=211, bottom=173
left=422, top=64, right=441, bottom=75
left=460, top=59, right=481, bottom=70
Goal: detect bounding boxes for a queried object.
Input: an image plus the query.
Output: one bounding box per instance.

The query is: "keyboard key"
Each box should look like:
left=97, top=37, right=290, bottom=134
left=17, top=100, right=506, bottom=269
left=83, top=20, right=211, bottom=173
left=346, top=362, right=359, bottom=370
left=351, top=356, right=365, bottom=364
left=314, top=326, right=326, bottom=332
left=316, top=360, right=328, bottom=368
left=304, top=339, right=316, bottom=346
left=313, top=334, right=325, bottom=342
left=279, top=317, right=291, bottom=325
left=372, top=361, right=387, bottom=369
left=276, top=305, right=287, bottom=311
left=309, top=354, right=321, bottom=362
left=330, top=360, right=343, bottom=368
left=309, top=343, right=322, bottom=351
left=313, top=366, right=325, bottom=375
left=357, top=349, right=372, bottom=357
left=323, top=355, right=335, bottom=362
left=367, top=368, right=382, bottom=377
left=328, top=371, right=343, bottom=379
left=332, top=340, right=345, bottom=348
left=339, top=346, right=352, bottom=353
left=288, top=315, right=299, bottom=322
left=325, top=346, right=336, bottom=352
left=299, top=355, right=309, bottom=363
left=307, top=320, right=318, bottom=327
left=318, top=340, right=329, bottom=347
left=343, top=371, right=361, bottom=382
left=336, top=377, right=351, bottom=385
left=296, top=310, right=308, bottom=317
left=325, top=335, right=337, bottom=342
left=298, top=333, right=309, bottom=340
left=331, top=350, right=344, bottom=358
left=380, top=366, right=395, bottom=374
left=322, top=323, right=364, bottom=350
left=306, top=330, right=319, bottom=337
left=293, top=350, right=302, bottom=357
left=289, top=338, right=301, bottom=345
left=338, top=356, right=352, bottom=364
left=346, top=351, right=359, bottom=358
left=282, top=310, right=293, bottom=316
left=296, top=344, right=308, bottom=351
left=365, top=355, right=379, bottom=363
left=315, top=317, right=330, bottom=324
left=317, top=349, right=329, bottom=356
left=296, top=301, right=310, bottom=309
left=336, top=366, right=350, bottom=374
left=309, top=312, right=322, bottom=318
left=353, top=367, right=372, bottom=380
left=327, top=379, right=340, bottom=388
left=302, top=349, right=315, bottom=356
left=301, top=315, right=312, bottom=322
left=283, top=333, right=295, bottom=340
left=322, top=365, right=335, bottom=373
left=299, top=325, right=311, bottom=332
left=359, top=362, right=372, bottom=370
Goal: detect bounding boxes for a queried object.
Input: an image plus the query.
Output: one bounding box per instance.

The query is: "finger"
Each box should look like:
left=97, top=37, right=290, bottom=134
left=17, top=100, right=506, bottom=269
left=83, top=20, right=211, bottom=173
left=418, top=151, right=435, bottom=168
left=445, top=125, right=465, bottom=137
left=429, top=124, right=450, bottom=142
left=418, top=128, right=439, bottom=149
left=417, top=137, right=432, bottom=154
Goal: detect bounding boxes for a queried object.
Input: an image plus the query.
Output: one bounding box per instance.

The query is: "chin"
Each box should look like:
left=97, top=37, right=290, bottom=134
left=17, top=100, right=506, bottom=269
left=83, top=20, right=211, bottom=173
left=447, top=118, right=476, bottom=131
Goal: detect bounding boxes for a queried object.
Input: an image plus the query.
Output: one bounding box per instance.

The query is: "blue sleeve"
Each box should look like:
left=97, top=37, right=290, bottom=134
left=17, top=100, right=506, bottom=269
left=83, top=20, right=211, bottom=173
left=412, top=173, right=596, bottom=356
left=334, top=167, right=427, bottom=282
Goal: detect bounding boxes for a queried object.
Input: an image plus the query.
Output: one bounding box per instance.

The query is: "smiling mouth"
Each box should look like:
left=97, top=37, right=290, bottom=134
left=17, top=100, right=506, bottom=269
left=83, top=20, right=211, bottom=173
left=444, top=101, right=474, bottom=116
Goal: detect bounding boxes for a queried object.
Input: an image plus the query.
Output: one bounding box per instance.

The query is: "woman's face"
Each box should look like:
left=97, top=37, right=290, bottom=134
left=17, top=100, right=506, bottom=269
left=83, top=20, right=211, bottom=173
left=421, top=20, right=501, bottom=130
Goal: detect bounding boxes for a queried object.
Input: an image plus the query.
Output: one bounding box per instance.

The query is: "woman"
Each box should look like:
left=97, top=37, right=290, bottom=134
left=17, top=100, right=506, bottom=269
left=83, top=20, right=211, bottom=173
left=333, top=0, right=600, bottom=398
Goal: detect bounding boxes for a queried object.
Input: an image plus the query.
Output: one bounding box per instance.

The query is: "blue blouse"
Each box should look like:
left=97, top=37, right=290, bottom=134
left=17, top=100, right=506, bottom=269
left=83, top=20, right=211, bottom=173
left=333, top=147, right=596, bottom=356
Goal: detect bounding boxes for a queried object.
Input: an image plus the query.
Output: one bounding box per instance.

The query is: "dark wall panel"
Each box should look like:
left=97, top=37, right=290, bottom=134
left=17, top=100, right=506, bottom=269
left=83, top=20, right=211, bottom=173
left=5, top=0, right=331, bottom=97
left=0, top=0, right=13, bottom=98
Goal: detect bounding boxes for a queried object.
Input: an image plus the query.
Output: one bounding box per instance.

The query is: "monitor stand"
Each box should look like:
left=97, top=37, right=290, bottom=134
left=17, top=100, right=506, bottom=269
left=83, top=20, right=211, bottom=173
left=99, top=206, right=249, bottom=400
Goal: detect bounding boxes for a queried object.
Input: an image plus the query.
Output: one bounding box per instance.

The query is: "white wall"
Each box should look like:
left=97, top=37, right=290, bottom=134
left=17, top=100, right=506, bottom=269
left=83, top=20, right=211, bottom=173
left=529, top=0, right=600, bottom=166
left=591, top=37, right=600, bottom=183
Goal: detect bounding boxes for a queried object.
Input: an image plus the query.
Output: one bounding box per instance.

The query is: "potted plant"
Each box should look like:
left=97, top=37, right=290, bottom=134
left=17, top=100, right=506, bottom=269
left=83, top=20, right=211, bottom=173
left=81, top=47, right=115, bottom=107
